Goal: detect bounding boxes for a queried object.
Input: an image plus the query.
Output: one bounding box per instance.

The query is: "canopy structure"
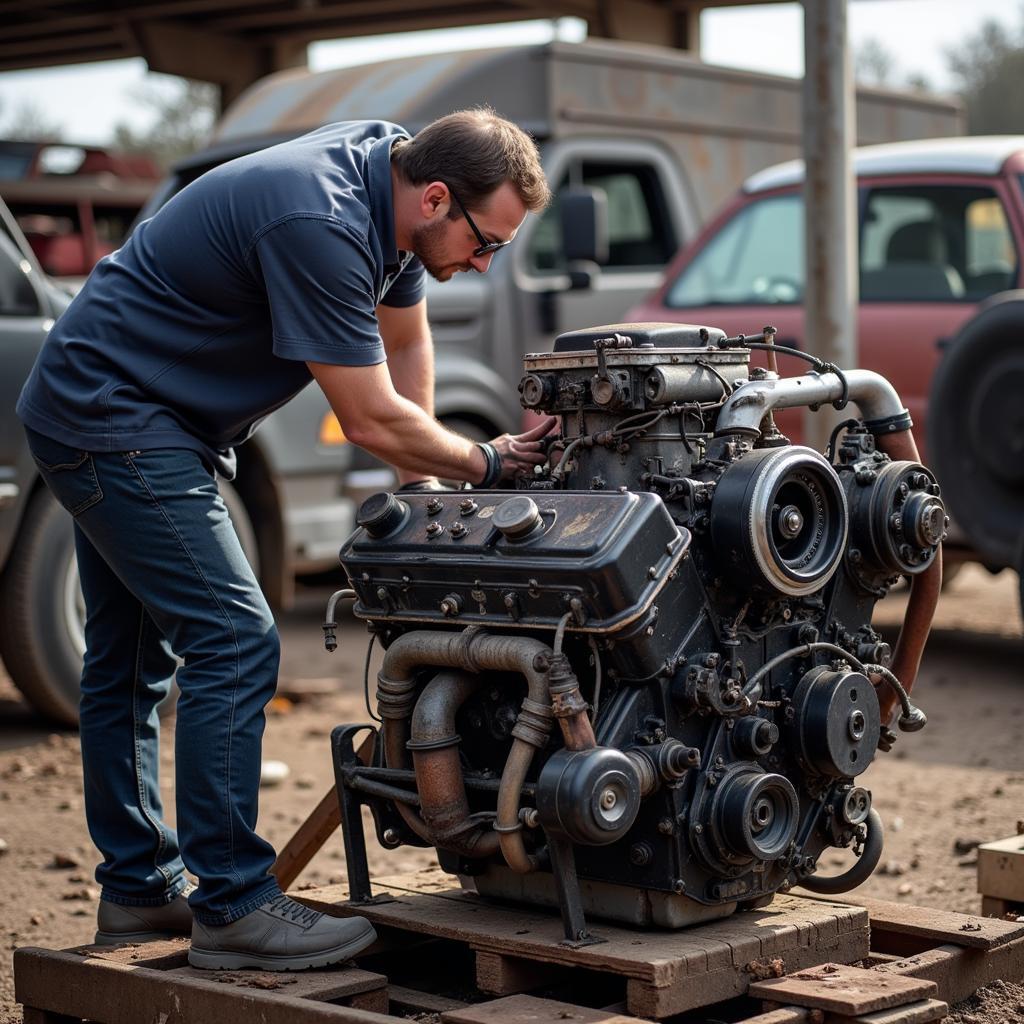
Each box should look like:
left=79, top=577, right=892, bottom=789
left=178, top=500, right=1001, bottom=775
left=2, top=1, right=787, bottom=108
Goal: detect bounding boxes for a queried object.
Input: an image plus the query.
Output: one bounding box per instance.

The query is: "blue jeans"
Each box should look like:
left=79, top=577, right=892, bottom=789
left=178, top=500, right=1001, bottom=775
left=25, top=429, right=281, bottom=925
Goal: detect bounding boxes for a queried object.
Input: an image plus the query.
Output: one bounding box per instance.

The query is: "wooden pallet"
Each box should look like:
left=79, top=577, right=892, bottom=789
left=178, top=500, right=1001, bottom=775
left=977, top=832, right=1024, bottom=921
left=13, top=869, right=1024, bottom=1024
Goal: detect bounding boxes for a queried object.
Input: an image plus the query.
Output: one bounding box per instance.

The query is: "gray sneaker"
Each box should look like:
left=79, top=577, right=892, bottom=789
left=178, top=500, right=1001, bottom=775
left=94, top=884, right=196, bottom=945
left=188, top=893, right=377, bottom=971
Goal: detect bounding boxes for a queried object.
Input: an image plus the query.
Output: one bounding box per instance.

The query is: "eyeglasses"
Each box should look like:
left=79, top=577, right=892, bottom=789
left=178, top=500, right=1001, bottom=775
left=446, top=185, right=511, bottom=258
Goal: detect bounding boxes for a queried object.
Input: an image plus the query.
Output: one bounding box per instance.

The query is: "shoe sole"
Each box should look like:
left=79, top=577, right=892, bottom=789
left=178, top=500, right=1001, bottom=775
left=187, top=920, right=377, bottom=971
left=94, top=928, right=191, bottom=946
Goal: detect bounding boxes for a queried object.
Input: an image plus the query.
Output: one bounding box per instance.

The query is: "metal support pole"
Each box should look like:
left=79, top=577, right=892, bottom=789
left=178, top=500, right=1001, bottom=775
left=802, top=0, right=858, bottom=453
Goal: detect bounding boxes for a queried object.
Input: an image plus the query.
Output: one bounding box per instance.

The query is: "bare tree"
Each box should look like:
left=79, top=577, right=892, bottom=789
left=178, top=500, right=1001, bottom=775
left=946, top=10, right=1024, bottom=134
left=0, top=98, right=64, bottom=141
left=855, top=37, right=895, bottom=86
left=111, top=78, right=218, bottom=169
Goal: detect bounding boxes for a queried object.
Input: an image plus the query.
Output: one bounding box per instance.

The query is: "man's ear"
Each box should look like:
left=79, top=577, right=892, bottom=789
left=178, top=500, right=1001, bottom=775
left=421, top=181, right=450, bottom=220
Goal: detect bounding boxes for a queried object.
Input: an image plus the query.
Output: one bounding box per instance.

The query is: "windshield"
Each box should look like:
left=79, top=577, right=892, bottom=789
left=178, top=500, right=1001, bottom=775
left=665, top=193, right=804, bottom=307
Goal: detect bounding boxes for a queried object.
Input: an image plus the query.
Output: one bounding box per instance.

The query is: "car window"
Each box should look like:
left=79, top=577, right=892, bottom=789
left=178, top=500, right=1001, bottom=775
left=664, top=193, right=804, bottom=307
left=860, top=185, right=1017, bottom=302
left=0, top=231, right=41, bottom=316
left=529, top=160, right=675, bottom=273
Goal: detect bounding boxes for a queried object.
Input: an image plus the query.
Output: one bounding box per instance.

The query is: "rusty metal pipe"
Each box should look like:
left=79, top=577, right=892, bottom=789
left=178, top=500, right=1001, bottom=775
left=874, top=430, right=942, bottom=723
left=378, top=630, right=556, bottom=873
left=409, top=671, right=499, bottom=858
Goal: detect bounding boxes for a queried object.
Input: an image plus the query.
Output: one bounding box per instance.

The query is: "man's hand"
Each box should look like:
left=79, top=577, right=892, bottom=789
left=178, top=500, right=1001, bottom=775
left=489, top=417, right=558, bottom=482
left=397, top=478, right=445, bottom=492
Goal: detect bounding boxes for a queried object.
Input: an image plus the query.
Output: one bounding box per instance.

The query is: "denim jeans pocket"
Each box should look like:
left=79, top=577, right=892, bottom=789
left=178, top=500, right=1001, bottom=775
left=25, top=427, right=103, bottom=517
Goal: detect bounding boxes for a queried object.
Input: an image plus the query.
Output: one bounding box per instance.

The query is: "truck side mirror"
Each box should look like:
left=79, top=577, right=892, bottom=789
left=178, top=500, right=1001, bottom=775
left=559, top=186, right=608, bottom=291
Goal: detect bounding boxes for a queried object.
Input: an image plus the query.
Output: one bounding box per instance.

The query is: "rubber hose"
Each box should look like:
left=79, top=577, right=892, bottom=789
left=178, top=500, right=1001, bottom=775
left=798, top=807, right=884, bottom=895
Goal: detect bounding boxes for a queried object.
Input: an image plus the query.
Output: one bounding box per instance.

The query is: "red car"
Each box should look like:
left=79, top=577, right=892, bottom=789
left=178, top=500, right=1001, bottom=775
left=630, top=136, right=1024, bottom=582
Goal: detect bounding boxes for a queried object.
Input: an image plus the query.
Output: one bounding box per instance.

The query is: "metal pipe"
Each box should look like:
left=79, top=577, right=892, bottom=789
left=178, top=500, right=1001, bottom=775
left=714, top=369, right=904, bottom=438
left=799, top=807, right=884, bottom=894
left=874, top=430, right=942, bottom=722
left=409, top=671, right=500, bottom=858
left=378, top=630, right=556, bottom=873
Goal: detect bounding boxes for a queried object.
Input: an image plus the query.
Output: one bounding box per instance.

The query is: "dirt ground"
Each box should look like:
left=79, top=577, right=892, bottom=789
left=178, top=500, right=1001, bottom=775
left=1, top=563, right=1021, bottom=1023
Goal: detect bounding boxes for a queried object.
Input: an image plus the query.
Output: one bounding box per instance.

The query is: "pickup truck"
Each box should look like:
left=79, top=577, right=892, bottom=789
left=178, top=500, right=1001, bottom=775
left=628, top=135, right=1024, bottom=606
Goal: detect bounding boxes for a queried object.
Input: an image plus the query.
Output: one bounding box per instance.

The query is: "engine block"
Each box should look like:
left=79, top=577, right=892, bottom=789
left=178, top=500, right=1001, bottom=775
left=331, top=323, right=945, bottom=937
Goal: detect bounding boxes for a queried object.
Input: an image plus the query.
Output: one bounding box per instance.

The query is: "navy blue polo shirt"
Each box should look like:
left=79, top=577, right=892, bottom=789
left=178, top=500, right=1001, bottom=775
left=17, top=120, right=425, bottom=478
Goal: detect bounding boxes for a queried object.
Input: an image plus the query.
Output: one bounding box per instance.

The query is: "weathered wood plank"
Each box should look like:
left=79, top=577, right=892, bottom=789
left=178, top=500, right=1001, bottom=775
left=874, top=934, right=1024, bottom=1007
left=13, top=947, right=393, bottom=1024
left=750, top=962, right=936, bottom=1015
left=833, top=997, right=948, bottom=1024
left=625, top=925, right=868, bottom=1017
left=442, top=993, right=649, bottom=1024
left=387, top=984, right=470, bottom=1014
left=802, top=891, right=1024, bottom=949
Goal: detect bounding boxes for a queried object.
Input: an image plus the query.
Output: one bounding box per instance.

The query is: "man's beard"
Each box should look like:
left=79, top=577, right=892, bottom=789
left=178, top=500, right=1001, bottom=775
left=411, top=218, right=470, bottom=282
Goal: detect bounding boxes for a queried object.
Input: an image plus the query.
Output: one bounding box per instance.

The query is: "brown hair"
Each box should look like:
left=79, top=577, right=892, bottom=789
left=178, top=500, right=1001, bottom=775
left=392, top=107, right=551, bottom=215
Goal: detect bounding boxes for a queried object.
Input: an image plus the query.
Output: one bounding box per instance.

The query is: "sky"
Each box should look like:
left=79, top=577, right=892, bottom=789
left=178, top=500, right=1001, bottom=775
left=0, top=0, right=1019, bottom=147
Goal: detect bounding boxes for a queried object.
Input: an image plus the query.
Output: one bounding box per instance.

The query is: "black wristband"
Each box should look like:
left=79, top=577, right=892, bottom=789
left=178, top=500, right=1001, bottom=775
left=474, top=442, right=503, bottom=488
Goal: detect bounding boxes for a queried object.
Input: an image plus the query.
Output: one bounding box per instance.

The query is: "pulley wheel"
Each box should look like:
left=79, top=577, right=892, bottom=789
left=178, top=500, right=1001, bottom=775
left=710, top=446, right=848, bottom=596
left=712, top=767, right=799, bottom=862
left=928, top=293, right=1024, bottom=567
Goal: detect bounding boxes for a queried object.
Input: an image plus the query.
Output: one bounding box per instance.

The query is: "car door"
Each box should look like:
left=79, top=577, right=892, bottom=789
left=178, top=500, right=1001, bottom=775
left=857, top=178, right=1020, bottom=462
left=515, top=141, right=692, bottom=353
left=0, top=221, right=58, bottom=563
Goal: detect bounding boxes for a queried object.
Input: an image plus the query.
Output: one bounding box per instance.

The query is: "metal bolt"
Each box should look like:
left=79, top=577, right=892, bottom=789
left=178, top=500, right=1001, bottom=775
left=459, top=498, right=478, bottom=516
left=440, top=594, right=461, bottom=617
left=694, top=823, right=704, bottom=835
left=672, top=879, right=686, bottom=895
left=657, top=818, right=674, bottom=835
left=426, top=496, right=444, bottom=515
left=600, top=788, right=618, bottom=811
left=382, top=828, right=399, bottom=846
left=889, top=513, right=903, bottom=532
left=450, top=521, right=468, bottom=538
left=376, top=587, right=388, bottom=603
left=648, top=566, right=658, bottom=579
left=629, top=843, right=652, bottom=867
left=426, top=521, right=444, bottom=537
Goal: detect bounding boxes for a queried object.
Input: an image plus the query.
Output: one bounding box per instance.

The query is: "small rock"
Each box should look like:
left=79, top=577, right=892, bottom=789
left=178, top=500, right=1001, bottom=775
left=51, top=853, right=80, bottom=870
left=0, top=838, right=8, bottom=856
left=994, top=786, right=1004, bottom=797
left=910, top=855, right=921, bottom=869
left=953, top=837, right=982, bottom=855
left=260, top=760, right=290, bottom=787
left=30, top=915, right=42, bottom=926
left=294, top=775, right=316, bottom=790
left=61, top=887, right=98, bottom=902
left=880, top=860, right=906, bottom=877
left=897, top=882, right=914, bottom=896
left=890, top=816, right=904, bottom=833
left=57, top=799, right=80, bottom=811
left=69, top=873, right=88, bottom=884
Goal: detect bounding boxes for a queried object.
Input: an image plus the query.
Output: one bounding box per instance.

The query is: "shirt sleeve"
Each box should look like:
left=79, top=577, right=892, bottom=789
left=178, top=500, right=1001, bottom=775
left=379, top=254, right=426, bottom=308
left=252, top=215, right=386, bottom=366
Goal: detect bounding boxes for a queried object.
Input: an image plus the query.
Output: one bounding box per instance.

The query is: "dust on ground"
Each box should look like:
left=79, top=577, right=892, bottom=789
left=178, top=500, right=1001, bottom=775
left=0, top=564, right=1021, bottom=1023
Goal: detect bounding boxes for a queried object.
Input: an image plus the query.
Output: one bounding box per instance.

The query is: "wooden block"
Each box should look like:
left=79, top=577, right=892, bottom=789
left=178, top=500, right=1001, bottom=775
left=347, top=987, right=389, bottom=1013
left=750, top=963, right=937, bottom=1015
left=981, top=895, right=1022, bottom=919
left=475, top=952, right=563, bottom=995
left=803, top=892, right=1024, bottom=950
left=442, top=993, right=649, bottom=1024
left=977, top=833, right=1024, bottom=903
left=831, top=997, right=948, bottom=1023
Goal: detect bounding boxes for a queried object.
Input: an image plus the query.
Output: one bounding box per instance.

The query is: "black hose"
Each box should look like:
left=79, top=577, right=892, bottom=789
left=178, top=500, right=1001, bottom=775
left=798, top=807, right=884, bottom=894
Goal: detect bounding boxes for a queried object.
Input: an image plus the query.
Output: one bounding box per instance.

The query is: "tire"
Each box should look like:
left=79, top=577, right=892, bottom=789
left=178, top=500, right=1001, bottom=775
left=928, top=291, right=1024, bottom=569
left=0, top=478, right=259, bottom=728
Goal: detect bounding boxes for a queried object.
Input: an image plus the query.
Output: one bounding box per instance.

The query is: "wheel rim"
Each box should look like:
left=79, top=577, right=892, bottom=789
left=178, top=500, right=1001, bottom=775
left=62, top=550, right=87, bottom=660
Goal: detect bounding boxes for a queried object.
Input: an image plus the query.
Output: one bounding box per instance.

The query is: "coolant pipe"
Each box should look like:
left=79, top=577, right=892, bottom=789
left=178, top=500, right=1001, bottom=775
left=713, top=369, right=905, bottom=437
left=377, top=630, right=556, bottom=874
left=874, top=429, right=942, bottom=723
left=799, top=808, right=884, bottom=894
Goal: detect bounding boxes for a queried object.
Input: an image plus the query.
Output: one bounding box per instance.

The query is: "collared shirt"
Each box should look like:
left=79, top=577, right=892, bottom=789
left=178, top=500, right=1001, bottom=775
left=17, top=120, right=425, bottom=478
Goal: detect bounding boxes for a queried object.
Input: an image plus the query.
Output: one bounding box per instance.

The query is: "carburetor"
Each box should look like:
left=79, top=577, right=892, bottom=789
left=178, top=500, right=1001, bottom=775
left=327, top=322, right=944, bottom=941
